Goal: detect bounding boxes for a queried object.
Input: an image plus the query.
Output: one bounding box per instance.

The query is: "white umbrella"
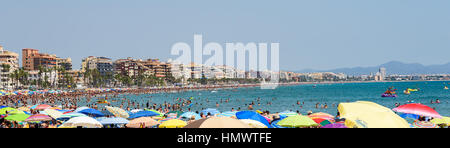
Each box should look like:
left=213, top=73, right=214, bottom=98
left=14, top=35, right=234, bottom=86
left=60, top=116, right=103, bottom=128
left=44, top=109, right=63, bottom=119
left=105, top=106, right=129, bottom=118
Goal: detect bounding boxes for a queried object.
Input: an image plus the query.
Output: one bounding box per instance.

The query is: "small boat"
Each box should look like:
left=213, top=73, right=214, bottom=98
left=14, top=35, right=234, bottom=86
left=407, top=88, right=419, bottom=92
left=445, top=86, right=449, bottom=90
left=381, top=93, right=397, bottom=98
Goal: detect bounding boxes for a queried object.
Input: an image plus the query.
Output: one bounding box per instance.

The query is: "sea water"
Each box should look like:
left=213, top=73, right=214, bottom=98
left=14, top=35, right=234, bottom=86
left=83, top=81, right=450, bottom=116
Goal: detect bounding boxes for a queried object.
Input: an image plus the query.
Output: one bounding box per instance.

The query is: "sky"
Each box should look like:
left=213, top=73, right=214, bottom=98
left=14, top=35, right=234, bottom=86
left=0, top=0, right=449, bottom=71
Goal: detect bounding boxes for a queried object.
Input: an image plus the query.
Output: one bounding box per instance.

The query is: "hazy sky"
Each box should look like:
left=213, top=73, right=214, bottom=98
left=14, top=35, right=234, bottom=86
left=1, top=0, right=449, bottom=70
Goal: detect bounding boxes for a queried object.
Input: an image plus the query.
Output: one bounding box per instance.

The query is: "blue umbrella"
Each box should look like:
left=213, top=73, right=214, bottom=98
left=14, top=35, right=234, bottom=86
left=236, top=111, right=271, bottom=128
left=97, top=117, right=129, bottom=125
left=0, top=106, right=8, bottom=109
left=79, top=108, right=105, bottom=117
left=74, top=106, right=90, bottom=113
left=128, top=111, right=160, bottom=119
left=201, top=108, right=220, bottom=116
left=180, top=112, right=201, bottom=120
left=400, top=113, right=419, bottom=120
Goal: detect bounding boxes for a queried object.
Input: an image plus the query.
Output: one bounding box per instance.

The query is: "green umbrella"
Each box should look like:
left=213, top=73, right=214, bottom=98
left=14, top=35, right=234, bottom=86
left=0, top=107, right=16, bottom=115
left=144, top=109, right=164, bottom=117
left=277, top=115, right=319, bottom=128
left=4, top=114, right=30, bottom=122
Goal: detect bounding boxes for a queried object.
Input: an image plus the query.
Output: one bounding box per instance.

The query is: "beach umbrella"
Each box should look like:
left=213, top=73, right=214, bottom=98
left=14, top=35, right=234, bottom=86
left=126, top=117, right=160, bottom=128
left=44, top=109, right=63, bottom=119
left=60, top=116, right=103, bottom=128
left=97, top=117, right=129, bottom=125
left=308, top=112, right=335, bottom=121
left=321, top=123, right=348, bottom=128
left=338, top=101, right=409, bottom=128
left=393, top=103, right=442, bottom=118
left=74, top=106, right=90, bottom=113
left=105, top=106, right=129, bottom=118
left=217, top=111, right=237, bottom=117
left=24, top=114, right=52, bottom=122
left=0, top=105, right=8, bottom=109
left=144, top=109, right=164, bottom=117
left=430, top=116, right=450, bottom=125
left=239, top=119, right=268, bottom=128
left=130, top=109, right=143, bottom=113
left=399, top=113, right=420, bottom=120
left=57, top=112, right=88, bottom=120
left=35, top=104, right=52, bottom=110
left=180, top=112, right=201, bottom=120
left=4, top=114, right=30, bottom=122
left=236, top=111, right=271, bottom=128
left=129, top=111, right=160, bottom=119
left=159, top=119, right=187, bottom=128
left=311, top=118, right=333, bottom=126
left=279, top=111, right=298, bottom=117
left=411, top=121, right=439, bottom=128
left=201, top=108, right=220, bottom=116
left=7, top=109, right=26, bottom=115
left=167, top=111, right=183, bottom=117
left=277, top=115, right=319, bottom=128
left=270, top=119, right=287, bottom=128
left=29, top=104, right=38, bottom=109
left=17, top=107, right=31, bottom=112
left=78, top=108, right=105, bottom=117
left=184, top=117, right=251, bottom=128
left=0, top=107, right=16, bottom=114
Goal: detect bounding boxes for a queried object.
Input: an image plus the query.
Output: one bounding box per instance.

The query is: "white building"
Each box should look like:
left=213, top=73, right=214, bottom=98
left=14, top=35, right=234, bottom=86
left=0, top=45, right=19, bottom=90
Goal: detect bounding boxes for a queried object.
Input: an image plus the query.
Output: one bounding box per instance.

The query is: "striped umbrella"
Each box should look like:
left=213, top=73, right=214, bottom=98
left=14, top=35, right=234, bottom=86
left=412, top=121, right=439, bottom=128
left=35, top=104, right=52, bottom=110
left=24, top=114, right=52, bottom=122
left=311, top=118, right=333, bottom=126
left=308, top=112, right=335, bottom=120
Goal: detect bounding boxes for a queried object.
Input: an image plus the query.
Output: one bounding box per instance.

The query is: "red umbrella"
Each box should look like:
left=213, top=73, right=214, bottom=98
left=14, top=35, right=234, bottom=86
left=24, top=114, right=53, bottom=122
left=35, top=104, right=52, bottom=110
left=392, top=103, right=441, bottom=118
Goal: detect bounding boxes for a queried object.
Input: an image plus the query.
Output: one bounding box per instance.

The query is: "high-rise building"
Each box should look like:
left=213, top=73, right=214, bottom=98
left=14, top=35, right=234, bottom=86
left=22, top=48, right=57, bottom=71
left=0, top=45, right=19, bottom=89
left=379, top=67, right=386, bottom=81
left=81, top=56, right=113, bottom=76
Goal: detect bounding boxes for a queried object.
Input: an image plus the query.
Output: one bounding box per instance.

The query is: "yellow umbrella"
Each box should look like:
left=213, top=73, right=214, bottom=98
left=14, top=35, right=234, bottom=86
left=338, top=101, right=409, bottom=128
left=430, top=116, right=450, bottom=125
left=159, top=119, right=187, bottom=128
left=17, top=107, right=31, bottom=112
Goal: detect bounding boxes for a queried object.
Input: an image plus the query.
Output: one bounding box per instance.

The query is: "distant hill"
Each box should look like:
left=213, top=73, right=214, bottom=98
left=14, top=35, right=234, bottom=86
left=293, top=61, right=450, bottom=75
